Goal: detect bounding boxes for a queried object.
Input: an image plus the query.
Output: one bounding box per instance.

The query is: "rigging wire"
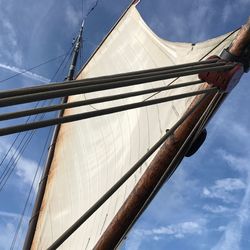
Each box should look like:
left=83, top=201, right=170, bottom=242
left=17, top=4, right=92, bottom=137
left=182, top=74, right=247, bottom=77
left=0, top=53, right=69, bottom=84
left=118, top=93, right=223, bottom=248
left=0, top=87, right=218, bottom=136
left=86, top=0, right=100, bottom=18
left=0, top=46, right=73, bottom=171
left=0, top=110, right=50, bottom=191
left=9, top=127, right=53, bottom=250
left=0, top=80, right=204, bottom=121
left=46, top=91, right=214, bottom=250
left=143, top=27, right=241, bottom=102
left=0, top=114, right=38, bottom=187
left=0, top=58, right=221, bottom=98
left=21, top=1, right=242, bottom=248
left=0, top=46, right=73, bottom=191
left=0, top=62, right=234, bottom=107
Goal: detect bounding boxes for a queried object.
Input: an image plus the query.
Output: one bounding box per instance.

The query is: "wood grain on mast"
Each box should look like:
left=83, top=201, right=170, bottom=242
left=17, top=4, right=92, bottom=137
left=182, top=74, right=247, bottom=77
left=94, top=18, right=250, bottom=250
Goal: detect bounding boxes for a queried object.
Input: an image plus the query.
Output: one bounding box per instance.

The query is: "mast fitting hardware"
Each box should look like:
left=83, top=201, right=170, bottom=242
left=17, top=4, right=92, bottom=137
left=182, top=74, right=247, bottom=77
left=220, top=45, right=250, bottom=72
left=198, top=56, right=244, bottom=92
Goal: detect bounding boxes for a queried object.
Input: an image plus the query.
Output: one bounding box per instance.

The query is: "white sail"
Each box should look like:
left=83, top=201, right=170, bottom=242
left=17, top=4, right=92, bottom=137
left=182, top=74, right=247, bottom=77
left=31, top=5, right=237, bottom=249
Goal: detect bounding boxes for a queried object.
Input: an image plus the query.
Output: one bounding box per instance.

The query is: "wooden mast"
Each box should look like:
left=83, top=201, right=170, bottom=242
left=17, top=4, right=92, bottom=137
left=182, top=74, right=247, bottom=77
left=23, top=1, right=140, bottom=249
left=94, top=18, right=250, bottom=249
left=23, top=22, right=84, bottom=250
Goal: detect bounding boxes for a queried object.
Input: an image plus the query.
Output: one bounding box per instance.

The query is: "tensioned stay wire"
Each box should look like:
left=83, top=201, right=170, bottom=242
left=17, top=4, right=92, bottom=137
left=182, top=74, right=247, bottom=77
left=0, top=46, right=74, bottom=170
left=0, top=59, right=222, bottom=98
left=143, top=27, right=240, bottom=102
left=9, top=127, right=53, bottom=250
left=46, top=90, right=214, bottom=250
left=0, top=87, right=218, bottom=136
left=0, top=53, right=69, bottom=84
left=0, top=62, right=234, bottom=107
left=0, top=45, right=74, bottom=191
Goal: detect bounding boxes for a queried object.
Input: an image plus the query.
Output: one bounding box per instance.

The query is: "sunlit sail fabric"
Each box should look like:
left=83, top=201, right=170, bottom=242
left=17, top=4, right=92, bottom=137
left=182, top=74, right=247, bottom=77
left=31, top=5, right=237, bottom=249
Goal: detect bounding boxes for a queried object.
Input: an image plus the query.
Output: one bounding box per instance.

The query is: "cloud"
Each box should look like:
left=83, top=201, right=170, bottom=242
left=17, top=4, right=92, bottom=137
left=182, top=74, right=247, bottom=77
left=218, top=149, right=250, bottom=173
left=0, top=210, right=20, bottom=220
left=214, top=178, right=246, bottom=191
left=0, top=138, right=42, bottom=191
left=210, top=151, right=250, bottom=250
left=0, top=5, right=23, bottom=66
left=212, top=221, right=242, bottom=250
left=0, top=63, right=50, bottom=84
left=124, top=219, right=206, bottom=249
left=0, top=210, right=29, bottom=250
left=222, top=0, right=250, bottom=23
left=203, top=204, right=234, bottom=214
left=0, top=221, right=16, bottom=250
left=147, top=220, right=205, bottom=237
left=65, top=3, right=82, bottom=28
left=202, top=178, right=245, bottom=203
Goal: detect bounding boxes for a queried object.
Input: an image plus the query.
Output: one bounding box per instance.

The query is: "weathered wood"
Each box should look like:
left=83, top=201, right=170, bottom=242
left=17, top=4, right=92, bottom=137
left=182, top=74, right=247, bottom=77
left=230, top=17, right=250, bottom=56
left=94, top=17, right=250, bottom=249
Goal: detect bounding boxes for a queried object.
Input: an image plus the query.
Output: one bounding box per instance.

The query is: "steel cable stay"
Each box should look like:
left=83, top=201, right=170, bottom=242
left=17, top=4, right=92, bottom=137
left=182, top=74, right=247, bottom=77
left=117, top=93, right=223, bottom=248
left=0, top=59, right=228, bottom=99
left=0, top=98, right=62, bottom=191
left=0, top=130, right=34, bottom=189
left=0, top=19, right=83, bottom=250
left=0, top=102, right=41, bottom=184
left=0, top=63, right=234, bottom=108
left=0, top=86, right=216, bottom=189
left=0, top=87, right=218, bottom=137
left=20, top=5, right=245, bottom=249
left=0, top=53, right=70, bottom=85
left=141, top=28, right=241, bottom=103
left=0, top=47, right=74, bottom=191
left=0, top=107, right=52, bottom=191
left=0, top=79, right=204, bottom=121
left=9, top=127, right=53, bottom=250
left=0, top=117, right=32, bottom=169
left=46, top=91, right=214, bottom=250
left=0, top=45, right=74, bottom=166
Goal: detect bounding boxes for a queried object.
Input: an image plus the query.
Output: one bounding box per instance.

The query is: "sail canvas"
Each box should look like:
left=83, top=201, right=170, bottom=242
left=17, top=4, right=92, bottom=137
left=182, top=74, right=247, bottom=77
left=31, top=5, right=238, bottom=249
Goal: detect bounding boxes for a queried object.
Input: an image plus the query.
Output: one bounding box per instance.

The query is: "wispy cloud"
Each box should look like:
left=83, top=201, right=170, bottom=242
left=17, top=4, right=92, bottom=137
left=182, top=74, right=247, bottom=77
left=142, top=220, right=206, bottom=238
left=0, top=210, right=20, bottom=220
left=65, top=3, right=82, bottom=28
left=211, top=151, right=250, bottom=250
left=0, top=210, right=29, bottom=250
left=0, top=139, right=42, bottom=191
left=202, top=178, right=245, bottom=203
left=125, top=219, right=206, bottom=250
left=203, top=204, right=235, bottom=214
left=0, top=63, right=50, bottom=83
left=0, top=4, right=23, bottom=66
left=0, top=221, right=16, bottom=250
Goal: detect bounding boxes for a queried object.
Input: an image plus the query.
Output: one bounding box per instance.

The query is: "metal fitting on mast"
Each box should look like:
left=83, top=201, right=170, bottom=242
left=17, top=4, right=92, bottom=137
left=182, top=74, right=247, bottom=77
left=66, top=20, right=84, bottom=81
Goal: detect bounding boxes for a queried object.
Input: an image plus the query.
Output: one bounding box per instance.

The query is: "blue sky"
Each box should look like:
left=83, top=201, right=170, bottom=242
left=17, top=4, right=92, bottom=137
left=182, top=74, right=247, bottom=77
left=0, top=0, right=250, bottom=249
